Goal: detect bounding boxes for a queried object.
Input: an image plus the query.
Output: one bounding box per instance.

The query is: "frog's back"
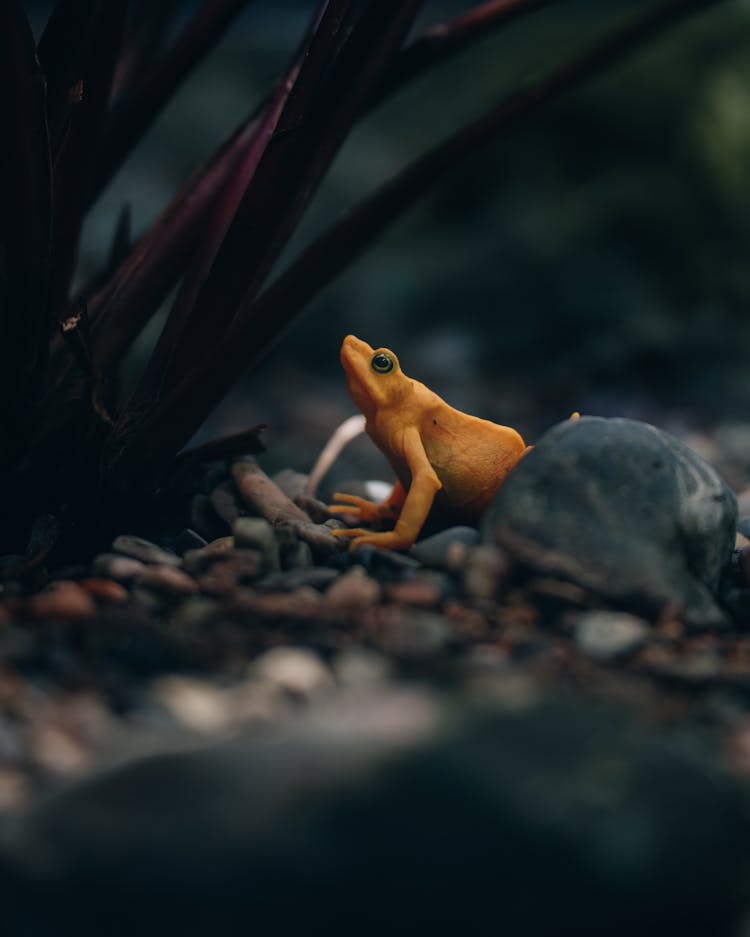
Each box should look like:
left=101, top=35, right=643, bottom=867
left=420, top=400, right=526, bottom=520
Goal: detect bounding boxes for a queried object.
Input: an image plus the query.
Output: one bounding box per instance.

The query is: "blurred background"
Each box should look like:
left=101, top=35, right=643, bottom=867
left=25, top=0, right=750, bottom=486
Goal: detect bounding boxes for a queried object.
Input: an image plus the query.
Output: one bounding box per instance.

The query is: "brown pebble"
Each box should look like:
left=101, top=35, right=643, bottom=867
left=137, top=565, right=199, bottom=597
left=464, top=545, right=509, bottom=600
left=325, top=568, right=381, bottom=609
left=92, top=553, right=146, bottom=582
left=183, top=537, right=235, bottom=574
left=387, top=579, right=442, bottom=608
left=29, top=581, right=97, bottom=621
left=79, top=578, right=129, bottom=604
left=229, top=588, right=322, bottom=621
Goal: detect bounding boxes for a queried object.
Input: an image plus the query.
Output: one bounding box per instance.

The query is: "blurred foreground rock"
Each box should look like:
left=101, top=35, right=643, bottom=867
left=0, top=693, right=747, bottom=936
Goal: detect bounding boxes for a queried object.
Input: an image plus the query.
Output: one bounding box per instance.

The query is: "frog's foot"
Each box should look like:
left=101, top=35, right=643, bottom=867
left=327, top=493, right=398, bottom=527
left=331, top=528, right=415, bottom=551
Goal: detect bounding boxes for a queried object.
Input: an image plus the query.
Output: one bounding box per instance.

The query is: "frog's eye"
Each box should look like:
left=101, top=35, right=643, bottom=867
left=371, top=352, right=394, bottom=374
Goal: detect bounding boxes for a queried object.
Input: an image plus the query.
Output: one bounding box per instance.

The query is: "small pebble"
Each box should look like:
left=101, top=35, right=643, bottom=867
left=196, top=551, right=263, bottom=595
left=174, top=528, right=208, bottom=554
left=464, top=545, right=509, bottom=600
left=233, top=518, right=280, bottom=572
left=574, top=611, right=649, bottom=661
left=371, top=607, right=454, bottom=658
left=387, top=577, right=444, bottom=608
left=294, top=494, right=331, bottom=524
left=334, top=648, right=392, bottom=687
left=325, top=567, right=382, bottom=608
left=183, top=537, right=235, bottom=574
left=189, top=493, right=227, bottom=540
left=170, top=597, right=220, bottom=631
left=137, top=565, right=198, bottom=597
left=252, top=647, right=334, bottom=698
left=78, top=578, right=129, bottom=604
left=257, top=567, right=340, bottom=592
left=273, top=469, right=308, bottom=501
left=154, top=677, right=233, bottom=734
left=29, top=581, right=97, bottom=621
left=112, top=535, right=181, bottom=567
left=92, top=553, right=146, bottom=582
left=281, top=539, right=313, bottom=571
left=210, top=482, right=243, bottom=526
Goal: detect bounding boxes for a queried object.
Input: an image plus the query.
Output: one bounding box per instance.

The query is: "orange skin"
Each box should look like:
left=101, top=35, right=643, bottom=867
left=329, top=335, right=529, bottom=550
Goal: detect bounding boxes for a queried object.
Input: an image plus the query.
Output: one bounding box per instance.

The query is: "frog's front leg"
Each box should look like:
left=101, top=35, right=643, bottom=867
left=334, top=431, right=441, bottom=551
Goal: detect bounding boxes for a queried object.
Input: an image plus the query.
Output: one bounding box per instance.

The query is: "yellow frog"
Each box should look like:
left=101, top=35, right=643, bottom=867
left=328, top=335, right=530, bottom=550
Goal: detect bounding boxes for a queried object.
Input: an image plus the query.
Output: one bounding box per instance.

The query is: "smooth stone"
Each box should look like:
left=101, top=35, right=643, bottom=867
left=255, top=567, right=340, bottom=592
left=182, top=537, right=235, bottom=574
left=137, top=565, right=198, bottom=597
left=196, top=551, right=264, bottom=595
left=574, top=611, right=649, bottom=661
left=410, top=526, right=481, bottom=568
left=463, top=545, right=509, bottom=601
left=91, top=553, right=146, bottom=583
left=336, top=545, right=422, bottom=576
left=174, top=529, right=208, bottom=555
left=294, top=494, right=331, bottom=524
left=112, top=535, right=181, bottom=567
left=280, top=539, right=313, bottom=571
left=251, top=647, right=334, bottom=698
left=78, top=578, right=129, bottom=604
left=325, top=568, right=382, bottom=608
left=29, top=581, right=97, bottom=621
left=209, top=482, right=243, bottom=526
left=189, top=494, right=228, bottom=541
left=483, top=417, right=737, bottom=628
left=232, top=518, right=280, bottom=573
left=272, top=469, right=308, bottom=501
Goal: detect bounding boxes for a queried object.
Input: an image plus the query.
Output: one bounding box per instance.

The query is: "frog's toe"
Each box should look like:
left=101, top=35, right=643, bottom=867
left=331, top=527, right=369, bottom=539
left=327, top=504, right=362, bottom=517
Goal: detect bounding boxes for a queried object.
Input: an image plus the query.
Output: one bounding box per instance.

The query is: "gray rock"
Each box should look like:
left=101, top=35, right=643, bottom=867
left=410, top=526, right=481, bottom=568
left=112, top=536, right=181, bottom=567
left=252, top=647, right=334, bottom=698
left=574, top=611, right=649, bottom=661
left=1, top=697, right=749, bottom=936
left=256, top=567, right=340, bottom=592
left=483, top=417, right=737, bottom=628
left=174, top=529, right=208, bottom=555
left=209, top=482, right=243, bottom=527
left=294, top=494, right=332, bottom=524
left=280, top=539, right=313, bottom=570
left=232, top=518, right=280, bottom=573
left=91, top=553, right=146, bottom=583
left=272, top=468, right=308, bottom=501
left=137, top=565, right=198, bottom=597
left=189, top=493, right=227, bottom=540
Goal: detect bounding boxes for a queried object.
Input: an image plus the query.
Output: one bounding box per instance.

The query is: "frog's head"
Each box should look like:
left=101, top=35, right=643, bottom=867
left=340, top=334, right=412, bottom=418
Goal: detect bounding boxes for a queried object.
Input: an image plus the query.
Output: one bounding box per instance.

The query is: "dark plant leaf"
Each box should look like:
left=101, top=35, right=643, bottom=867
left=107, top=0, right=726, bottom=487
left=112, top=0, right=183, bottom=100
left=37, top=0, right=99, bottom=157
left=138, top=0, right=423, bottom=409
left=50, top=1, right=129, bottom=321
left=0, top=1, right=52, bottom=449
left=92, top=0, right=257, bottom=204
left=374, top=0, right=562, bottom=109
